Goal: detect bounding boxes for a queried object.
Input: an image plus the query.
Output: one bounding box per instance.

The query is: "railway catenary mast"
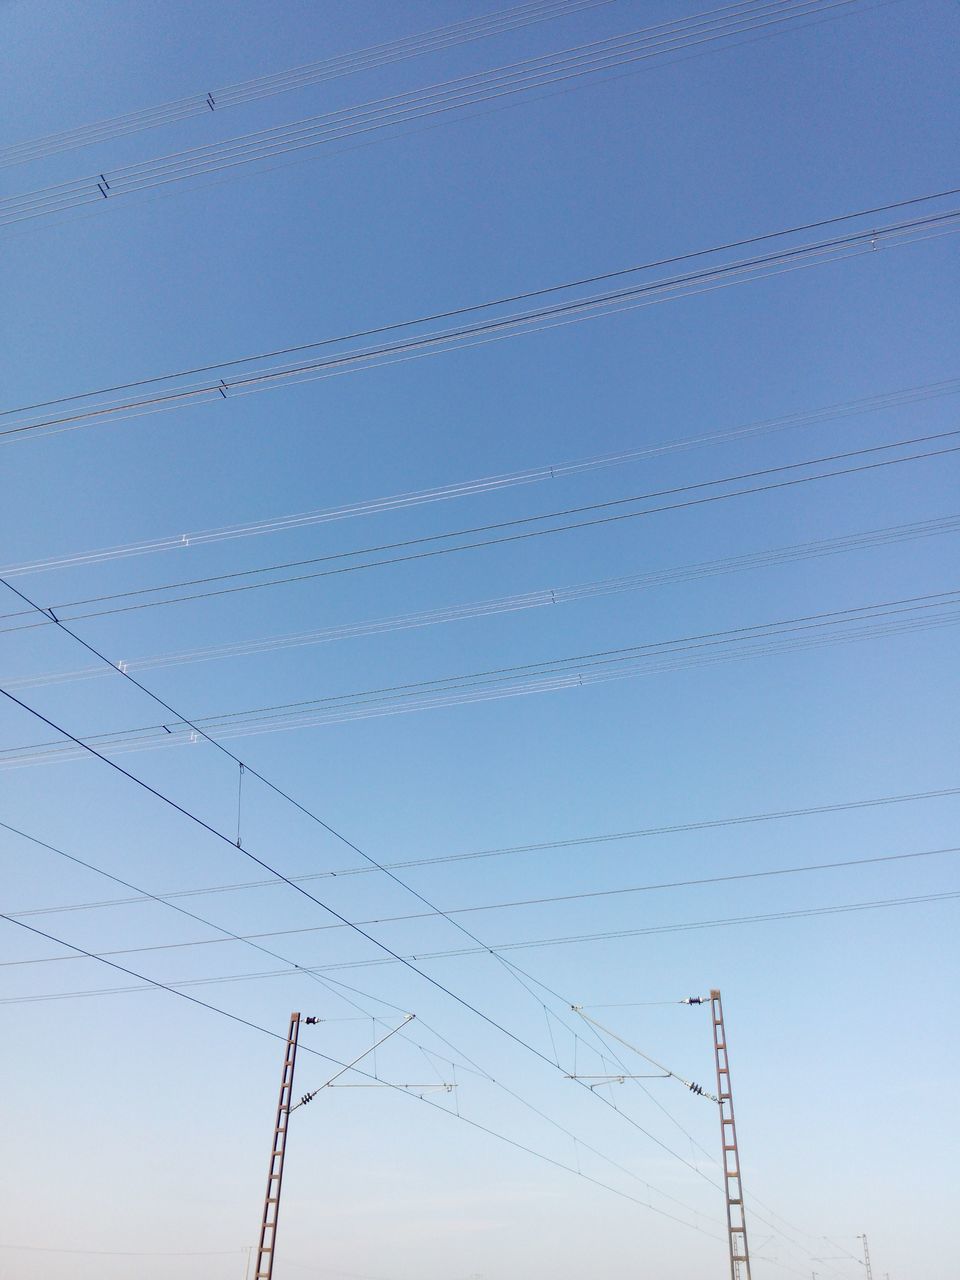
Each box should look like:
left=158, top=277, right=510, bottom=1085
left=254, top=1012, right=316, bottom=1280
left=683, top=990, right=754, bottom=1280
left=710, top=989, right=753, bottom=1280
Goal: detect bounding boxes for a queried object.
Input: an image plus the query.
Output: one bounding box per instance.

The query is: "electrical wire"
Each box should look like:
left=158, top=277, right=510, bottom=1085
left=0, top=7, right=921, bottom=1259
left=4, top=613, right=957, bottom=767
left=0, top=673, right=750, bottom=1202
left=0, top=0, right=869, bottom=227
left=0, top=817, right=884, bottom=1272
left=4, top=375, right=956, bottom=579
left=5, top=843, right=954, bottom=968
left=0, top=0, right=616, bottom=168
left=5, top=561, right=844, bottom=1276
left=0, top=696, right=901, bottom=1274
left=0, top=810, right=937, bottom=1268
left=0, top=545, right=938, bottom=1271
left=3, top=187, right=956, bottom=439
left=5, top=783, right=953, bottom=920
left=4, top=589, right=956, bottom=767
left=0, top=818, right=716, bottom=1229
left=5, top=890, right=956, bottom=1000
left=6, top=514, right=958, bottom=693
left=0, top=0, right=846, bottom=218
left=0, top=909, right=723, bottom=1240
left=2, top=428, right=957, bottom=634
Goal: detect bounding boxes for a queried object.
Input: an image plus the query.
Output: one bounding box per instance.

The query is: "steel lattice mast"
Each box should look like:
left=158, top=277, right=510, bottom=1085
left=255, top=1011, right=315, bottom=1280
left=860, top=1234, right=875, bottom=1280
left=252, top=1011, right=412, bottom=1280
left=710, top=989, right=753, bottom=1280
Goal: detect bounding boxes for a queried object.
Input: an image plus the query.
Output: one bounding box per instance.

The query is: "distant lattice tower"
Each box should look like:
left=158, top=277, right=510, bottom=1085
left=710, top=990, right=753, bottom=1280
left=859, top=1234, right=874, bottom=1280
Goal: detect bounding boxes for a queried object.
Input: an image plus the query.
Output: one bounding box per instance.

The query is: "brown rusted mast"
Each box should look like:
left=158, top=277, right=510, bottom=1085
left=255, top=1012, right=306, bottom=1280
left=711, top=989, right=753, bottom=1280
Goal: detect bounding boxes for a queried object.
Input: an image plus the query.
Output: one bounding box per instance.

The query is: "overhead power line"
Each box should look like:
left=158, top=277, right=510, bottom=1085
left=3, top=188, right=957, bottom=440
left=0, top=0, right=616, bottom=168
left=0, top=909, right=721, bottom=1242
left=4, top=375, right=956, bottom=578
left=5, top=889, right=957, bottom=1001
left=0, top=603, right=746, bottom=1202
left=0, top=821, right=717, bottom=1234
left=4, top=784, right=955, bottom=919
left=6, top=514, right=958, bottom=693
left=3, top=588, right=958, bottom=769
left=5, top=844, right=955, bottom=968
left=2, top=428, right=957, bottom=634
left=0, top=0, right=870, bottom=227
left=0, top=559, right=912, bottom=1272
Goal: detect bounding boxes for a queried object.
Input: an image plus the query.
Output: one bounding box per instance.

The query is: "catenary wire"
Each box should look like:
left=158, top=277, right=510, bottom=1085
left=3, top=784, right=953, bottom=919
left=0, top=457, right=938, bottom=1267
left=0, top=1, right=869, bottom=226
left=0, top=569, right=945, bottom=1271
left=0, top=0, right=617, bottom=167
left=4, top=589, right=957, bottom=767
left=0, top=1245, right=245, bottom=1258
left=1, top=427, right=956, bottom=633
left=5, top=844, right=954, bottom=968
left=0, top=584, right=747, bottom=1220
left=5, top=890, right=956, bottom=999
left=3, top=186, right=955, bottom=437
left=4, top=574, right=836, bottom=1280
left=0, top=821, right=718, bottom=1228
left=0, top=910, right=724, bottom=1242
left=0, top=680, right=896, bottom=1269
left=0, top=17, right=916, bottom=1269
left=6, top=608, right=955, bottom=770
left=0, top=678, right=744, bottom=1198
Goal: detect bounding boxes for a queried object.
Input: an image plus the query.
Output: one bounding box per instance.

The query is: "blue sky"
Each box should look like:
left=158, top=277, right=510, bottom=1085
left=1, top=2, right=958, bottom=1278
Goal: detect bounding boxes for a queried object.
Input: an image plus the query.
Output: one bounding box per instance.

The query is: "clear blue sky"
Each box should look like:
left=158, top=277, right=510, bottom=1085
left=1, top=2, right=958, bottom=1279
